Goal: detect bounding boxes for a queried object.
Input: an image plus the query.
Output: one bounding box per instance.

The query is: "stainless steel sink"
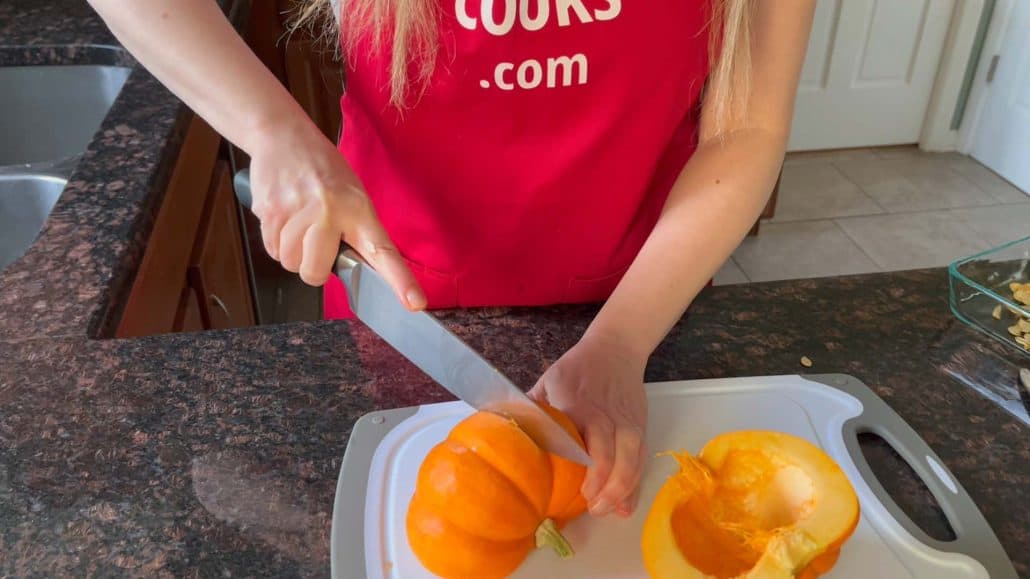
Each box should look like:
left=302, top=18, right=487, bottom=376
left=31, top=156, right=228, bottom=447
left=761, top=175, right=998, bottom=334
left=0, top=63, right=131, bottom=272
left=0, top=65, right=132, bottom=166
left=0, top=172, right=67, bottom=270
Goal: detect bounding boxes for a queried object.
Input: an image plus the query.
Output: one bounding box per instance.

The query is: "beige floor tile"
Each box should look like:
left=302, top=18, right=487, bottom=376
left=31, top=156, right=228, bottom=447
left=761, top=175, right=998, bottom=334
left=947, top=156, right=1029, bottom=204
left=733, top=221, right=879, bottom=282
left=950, top=204, right=1030, bottom=248
left=836, top=211, right=992, bottom=271
left=712, top=258, right=749, bottom=285
left=772, top=163, right=884, bottom=222
left=834, top=157, right=996, bottom=212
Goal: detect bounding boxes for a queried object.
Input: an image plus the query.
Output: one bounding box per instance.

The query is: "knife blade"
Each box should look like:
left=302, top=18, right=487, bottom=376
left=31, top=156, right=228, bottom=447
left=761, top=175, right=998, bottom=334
left=233, top=169, right=592, bottom=466
left=337, top=252, right=593, bottom=466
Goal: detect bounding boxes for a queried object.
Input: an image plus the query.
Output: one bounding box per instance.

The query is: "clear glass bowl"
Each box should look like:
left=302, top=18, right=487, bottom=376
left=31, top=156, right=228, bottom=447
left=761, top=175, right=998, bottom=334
left=949, top=235, right=1030, bottom=358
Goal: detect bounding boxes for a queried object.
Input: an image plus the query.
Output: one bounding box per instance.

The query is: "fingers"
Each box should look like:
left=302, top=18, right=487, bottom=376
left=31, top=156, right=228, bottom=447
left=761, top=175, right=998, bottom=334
left=617, top=436, right=647, bottom=517
left=278, top=212, right=310, bottom=273
left=617, top=484, right=641, bottom=518
left=581, top=419, right=614, bottom=511
left=259, top=212, right=284, bottom=262
left=299, top=220, right=338, bottom=286
left=583, top=420, right=645, bottom=517
left=251, top=174, right=424, bottom=302
left=349, top=221, right=426, bottom=311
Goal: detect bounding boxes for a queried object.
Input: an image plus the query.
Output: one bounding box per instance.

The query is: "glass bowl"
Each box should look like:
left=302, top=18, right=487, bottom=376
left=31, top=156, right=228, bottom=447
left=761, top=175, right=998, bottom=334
left=949, top=235, right=1030, bottom=359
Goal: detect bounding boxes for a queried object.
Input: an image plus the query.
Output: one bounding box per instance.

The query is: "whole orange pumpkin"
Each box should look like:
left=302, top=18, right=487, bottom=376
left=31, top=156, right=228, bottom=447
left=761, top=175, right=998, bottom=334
left=406, top=402, right=588, bottom=579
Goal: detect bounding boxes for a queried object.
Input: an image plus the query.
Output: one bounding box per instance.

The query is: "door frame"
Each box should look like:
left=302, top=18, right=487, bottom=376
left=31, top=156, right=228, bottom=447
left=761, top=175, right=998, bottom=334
left=957, top=0, right=1016, bottom=154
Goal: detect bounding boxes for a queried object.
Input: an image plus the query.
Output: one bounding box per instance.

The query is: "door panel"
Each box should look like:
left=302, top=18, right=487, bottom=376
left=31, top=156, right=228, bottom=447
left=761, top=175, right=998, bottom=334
left=854, top=0, right=928, bottom=87
left=798, top=0, right=840, bottom=92
left=790, top=0, right=956, bottom=151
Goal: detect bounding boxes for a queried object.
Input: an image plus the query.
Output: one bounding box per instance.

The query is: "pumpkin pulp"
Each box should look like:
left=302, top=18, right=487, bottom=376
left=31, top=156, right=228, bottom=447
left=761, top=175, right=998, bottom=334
left=642, top=431, right=860, bottom=579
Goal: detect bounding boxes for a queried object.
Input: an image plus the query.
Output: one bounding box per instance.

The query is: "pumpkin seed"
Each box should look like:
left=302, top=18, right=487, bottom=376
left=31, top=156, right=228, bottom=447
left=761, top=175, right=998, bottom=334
left=1007, top=325, right=1023, bottom=337
left=992, top=305, right=1003, bottom=320
left=1015, top=290, right=1030, bottom=305
left=800, top=356, right=813, bottom=368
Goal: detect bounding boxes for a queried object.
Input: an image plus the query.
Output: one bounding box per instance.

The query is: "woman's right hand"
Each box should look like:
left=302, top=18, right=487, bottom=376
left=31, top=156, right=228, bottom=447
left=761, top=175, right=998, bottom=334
left=248, top=122, right=426, bottom=311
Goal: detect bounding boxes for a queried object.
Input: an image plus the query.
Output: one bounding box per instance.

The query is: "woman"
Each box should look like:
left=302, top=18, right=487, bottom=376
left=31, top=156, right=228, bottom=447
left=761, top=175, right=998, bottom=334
left=89, top=0, right=815, bottom=518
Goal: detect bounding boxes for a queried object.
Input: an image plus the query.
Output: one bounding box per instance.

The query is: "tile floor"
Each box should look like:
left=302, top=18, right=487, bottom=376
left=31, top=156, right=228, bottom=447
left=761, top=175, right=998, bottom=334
left=713, top=146, right=1030, bottom=285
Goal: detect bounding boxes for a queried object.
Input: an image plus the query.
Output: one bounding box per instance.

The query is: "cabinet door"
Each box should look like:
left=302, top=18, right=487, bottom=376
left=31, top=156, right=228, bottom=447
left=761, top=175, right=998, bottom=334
left=189, top=161, right=256, bottom=329
left=115, top=115, right=220, bottom=338
left=173, top=283, right=206, bottom=332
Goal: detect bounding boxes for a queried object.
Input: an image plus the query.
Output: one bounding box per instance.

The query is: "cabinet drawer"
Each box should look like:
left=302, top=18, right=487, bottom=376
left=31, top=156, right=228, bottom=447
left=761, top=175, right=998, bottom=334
left=189, top=161, right=255, bottom=329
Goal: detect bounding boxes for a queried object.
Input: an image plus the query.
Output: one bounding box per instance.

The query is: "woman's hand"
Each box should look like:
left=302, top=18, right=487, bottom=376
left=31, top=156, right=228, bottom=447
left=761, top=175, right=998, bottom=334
left=529, top=332, right=649, bottom=518
left=248, top=121, right=426, bottom=310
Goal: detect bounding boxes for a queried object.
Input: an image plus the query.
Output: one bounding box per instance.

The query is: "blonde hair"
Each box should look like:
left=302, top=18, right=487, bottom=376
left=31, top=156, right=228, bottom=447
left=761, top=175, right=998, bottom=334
left=292, top=0, right=753, bottom=129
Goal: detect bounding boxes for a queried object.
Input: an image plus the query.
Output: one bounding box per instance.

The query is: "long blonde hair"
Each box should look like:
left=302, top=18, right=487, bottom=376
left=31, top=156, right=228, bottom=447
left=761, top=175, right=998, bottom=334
left=292, top=0, right=753, bottom=129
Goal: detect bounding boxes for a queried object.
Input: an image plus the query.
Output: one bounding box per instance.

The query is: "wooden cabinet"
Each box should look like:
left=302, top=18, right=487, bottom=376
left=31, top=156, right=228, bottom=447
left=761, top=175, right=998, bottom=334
left=116, top=114, right=226, bottom=337
left=174, top=285, right=205, bottom=333
left=188, top=161, right=255, bottom=330
left=116, top=115, right=256, bottom=337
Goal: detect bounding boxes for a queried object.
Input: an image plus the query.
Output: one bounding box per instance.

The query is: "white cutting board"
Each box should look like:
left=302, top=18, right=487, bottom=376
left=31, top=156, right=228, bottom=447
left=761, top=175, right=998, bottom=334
left=331, top=374, right=1015, bottom=578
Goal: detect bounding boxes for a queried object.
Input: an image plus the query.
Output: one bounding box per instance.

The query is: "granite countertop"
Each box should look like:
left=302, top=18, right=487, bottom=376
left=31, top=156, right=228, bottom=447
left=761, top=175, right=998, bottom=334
left=0, top=2, right=1027, bottom=577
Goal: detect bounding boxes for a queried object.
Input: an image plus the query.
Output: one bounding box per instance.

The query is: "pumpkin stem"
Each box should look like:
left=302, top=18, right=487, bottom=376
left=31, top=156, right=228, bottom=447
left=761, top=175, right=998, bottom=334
left=535, top=518, right=574, bottom=559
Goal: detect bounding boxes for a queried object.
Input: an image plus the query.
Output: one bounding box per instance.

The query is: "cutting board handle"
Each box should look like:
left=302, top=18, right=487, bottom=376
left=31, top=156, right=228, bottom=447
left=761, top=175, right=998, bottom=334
left=807, top=375, right=1017, bottom=579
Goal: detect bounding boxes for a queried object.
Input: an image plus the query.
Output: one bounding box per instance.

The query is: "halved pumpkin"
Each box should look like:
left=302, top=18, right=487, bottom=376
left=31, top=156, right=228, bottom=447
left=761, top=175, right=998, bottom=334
left=406, top=402, right=588, bottom=579
left=642, top=431, right=859, bottom=579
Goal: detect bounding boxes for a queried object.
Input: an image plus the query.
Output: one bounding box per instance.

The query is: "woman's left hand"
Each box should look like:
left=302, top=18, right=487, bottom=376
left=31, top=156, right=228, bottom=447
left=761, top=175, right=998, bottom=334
left=528, top=332, right=649, bottom=518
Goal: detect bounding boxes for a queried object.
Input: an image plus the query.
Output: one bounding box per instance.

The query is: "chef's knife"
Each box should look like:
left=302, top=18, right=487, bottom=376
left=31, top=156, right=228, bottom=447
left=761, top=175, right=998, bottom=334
left=233, top=169, right=593, bottom=466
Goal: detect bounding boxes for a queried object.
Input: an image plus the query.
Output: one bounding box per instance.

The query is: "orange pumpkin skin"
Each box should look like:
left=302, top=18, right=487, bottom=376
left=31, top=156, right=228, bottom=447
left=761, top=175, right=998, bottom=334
left=541, top=404, right=589, bottom=525
left=406, top=403, right=588, bottom=579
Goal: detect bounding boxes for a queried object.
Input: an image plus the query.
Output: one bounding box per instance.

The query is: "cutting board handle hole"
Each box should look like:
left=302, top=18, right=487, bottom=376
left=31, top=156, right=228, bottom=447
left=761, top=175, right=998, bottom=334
left=857, top=432, right=957, bottom=542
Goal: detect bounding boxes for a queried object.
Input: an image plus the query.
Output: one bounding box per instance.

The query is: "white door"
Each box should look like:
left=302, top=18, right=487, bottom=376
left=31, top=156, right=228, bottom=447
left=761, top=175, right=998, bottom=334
left=789, top=0, right=956, bottom=151
left=970, top=0, right=1030, bottom=195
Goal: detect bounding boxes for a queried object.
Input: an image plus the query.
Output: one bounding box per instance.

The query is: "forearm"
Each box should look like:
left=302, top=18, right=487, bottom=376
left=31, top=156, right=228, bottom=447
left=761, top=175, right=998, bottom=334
left=585, top=129, right=786, bottom=359
left=87, top=0, right=317, bottom=154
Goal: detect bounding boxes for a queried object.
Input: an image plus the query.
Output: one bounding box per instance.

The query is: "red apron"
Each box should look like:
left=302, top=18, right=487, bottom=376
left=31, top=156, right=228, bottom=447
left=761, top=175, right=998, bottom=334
left=326, top=0, right=711, bottom=318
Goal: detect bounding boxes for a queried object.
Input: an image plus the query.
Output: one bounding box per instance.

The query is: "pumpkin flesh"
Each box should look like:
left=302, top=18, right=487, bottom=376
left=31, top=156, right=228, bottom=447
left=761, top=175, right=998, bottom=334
left=642, top=431, right=859, bottom=579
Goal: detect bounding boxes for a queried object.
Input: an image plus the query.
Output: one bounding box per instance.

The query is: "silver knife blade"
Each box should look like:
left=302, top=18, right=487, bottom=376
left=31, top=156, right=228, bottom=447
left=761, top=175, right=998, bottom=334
left=337, top=254, right=593, bottom=467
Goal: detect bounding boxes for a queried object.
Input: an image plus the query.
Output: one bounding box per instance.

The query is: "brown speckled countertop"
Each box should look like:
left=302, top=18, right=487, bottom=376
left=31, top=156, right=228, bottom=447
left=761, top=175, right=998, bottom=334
left=0, top=2, right=1027, bottom=578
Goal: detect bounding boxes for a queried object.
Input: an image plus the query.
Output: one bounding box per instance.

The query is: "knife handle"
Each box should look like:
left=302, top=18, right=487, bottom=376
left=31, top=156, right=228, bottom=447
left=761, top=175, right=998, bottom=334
left=233, top=168, right=365, bottom=277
